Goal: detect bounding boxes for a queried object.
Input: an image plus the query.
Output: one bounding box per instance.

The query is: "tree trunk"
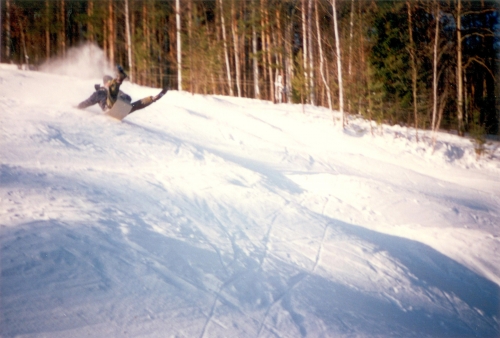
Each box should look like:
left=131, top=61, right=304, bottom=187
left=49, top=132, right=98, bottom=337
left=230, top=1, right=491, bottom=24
left=19, top=18, right=29, bottom=67
left=456, top=0, right=464, bottom=136
left=5, top=0, right=11, bottom=61
left=407, top=1, right=419, bottom=141
left=307, top=0, right=314, bottom=105
left=266, top=4, right=274, bottom=102
left=188, top=0, right=193, bottom=93
left=435, top=87, right=447, bottom=137
left=60, top=0, right=66, bottom=58
left=176, top=0, right=182, bottom=90
left=434, top=78, right=449, bottom=147
left=432, top=1, right=440, bottom=134
left=231, top=0, right=242, bottom=97
left=45, top=0, right=50, bottom=61
left=141, top=2, right=147, bottom=85
left=315, top=0, right=332, bottom=111
left=103, top=9, right=108, bottom=61
left=144, top=1, right=152, bottom=86
left=332, top=0, right=344, bottom=126
left=285, top=4, right=295, bottom=104
left=360, top=1, right=368, bottom=118
left=108, top=0, right=114, bottom=64
left=347, top=0, right=354, bottom=113
left=348, top=0, right=354, bottom=78
left=275, top=8, right=283, bottom=101
left=252, top=0, right=260, bottom=99
left=87, top=0, right=94, bottom=44
left=125, top=0, right=133, bottom=83
left=219, top=0, right=233, bottom=96
left=301, top=0, right=309, bottom=102
left=0, top=0, right=2, bottom=62
left=130, top=7, right=135, bottom=81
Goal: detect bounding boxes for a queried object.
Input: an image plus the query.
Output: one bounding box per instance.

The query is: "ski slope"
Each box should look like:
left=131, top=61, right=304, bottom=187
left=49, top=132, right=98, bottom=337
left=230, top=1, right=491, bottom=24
left=1, top=59, right=500, bottom=337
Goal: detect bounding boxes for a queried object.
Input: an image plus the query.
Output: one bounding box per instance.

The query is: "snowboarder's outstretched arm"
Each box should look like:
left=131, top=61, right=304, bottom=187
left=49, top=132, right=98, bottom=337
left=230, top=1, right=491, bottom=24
left=77, top=89, right=107, bottom=110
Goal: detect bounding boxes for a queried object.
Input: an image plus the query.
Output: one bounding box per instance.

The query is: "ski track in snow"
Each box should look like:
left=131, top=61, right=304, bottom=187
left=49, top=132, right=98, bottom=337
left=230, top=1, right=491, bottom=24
left=1, top=64, right=500, bottom=337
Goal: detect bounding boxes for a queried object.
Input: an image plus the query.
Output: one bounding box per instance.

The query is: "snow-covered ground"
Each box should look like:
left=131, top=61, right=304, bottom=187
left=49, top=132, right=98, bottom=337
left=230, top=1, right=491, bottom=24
left=1, top=55, right=499, bottom=337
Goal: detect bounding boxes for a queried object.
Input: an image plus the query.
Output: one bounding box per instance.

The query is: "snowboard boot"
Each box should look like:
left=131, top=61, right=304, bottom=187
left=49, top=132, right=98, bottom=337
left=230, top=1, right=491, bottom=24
left=116, top=65, right=128, bottom=82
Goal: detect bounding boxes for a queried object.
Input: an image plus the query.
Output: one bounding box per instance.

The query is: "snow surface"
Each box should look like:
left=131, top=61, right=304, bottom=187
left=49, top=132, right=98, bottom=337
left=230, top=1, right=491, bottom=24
left=1, top=58, right=500, bottom=337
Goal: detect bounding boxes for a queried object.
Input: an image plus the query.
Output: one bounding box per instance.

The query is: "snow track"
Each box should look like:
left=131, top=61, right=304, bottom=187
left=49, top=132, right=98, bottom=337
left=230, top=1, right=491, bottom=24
left=1, top=65, right=499, bottom=337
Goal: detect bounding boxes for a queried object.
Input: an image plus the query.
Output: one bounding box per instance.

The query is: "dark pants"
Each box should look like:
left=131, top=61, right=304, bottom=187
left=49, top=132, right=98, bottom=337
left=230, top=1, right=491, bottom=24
left=130, top=96, right=154, bottom=114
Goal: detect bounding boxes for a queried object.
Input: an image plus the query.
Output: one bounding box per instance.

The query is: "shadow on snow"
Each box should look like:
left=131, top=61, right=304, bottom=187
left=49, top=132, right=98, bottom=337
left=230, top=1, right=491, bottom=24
left=1, top=149, right=499, bottom=338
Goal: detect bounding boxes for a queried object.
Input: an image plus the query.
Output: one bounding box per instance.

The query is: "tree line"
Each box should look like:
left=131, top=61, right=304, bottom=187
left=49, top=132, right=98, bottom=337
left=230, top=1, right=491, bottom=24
left=1, top=0, right=499, bottom=136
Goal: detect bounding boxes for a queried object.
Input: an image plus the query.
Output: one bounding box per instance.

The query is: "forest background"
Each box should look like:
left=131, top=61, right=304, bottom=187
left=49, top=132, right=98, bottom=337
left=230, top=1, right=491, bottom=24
left=1, top=0, right=499, bottom=138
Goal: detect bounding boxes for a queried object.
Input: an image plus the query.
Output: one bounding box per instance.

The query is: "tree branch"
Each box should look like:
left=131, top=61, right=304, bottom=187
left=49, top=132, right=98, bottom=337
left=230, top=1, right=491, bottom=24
left=464, top=56, right=495, bottom=81
left=461, top=8, right=496, bottom=16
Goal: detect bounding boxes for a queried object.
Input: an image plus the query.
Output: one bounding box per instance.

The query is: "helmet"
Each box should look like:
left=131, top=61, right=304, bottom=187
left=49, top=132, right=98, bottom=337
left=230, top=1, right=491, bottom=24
left=103, top=75, right=113, bottom=84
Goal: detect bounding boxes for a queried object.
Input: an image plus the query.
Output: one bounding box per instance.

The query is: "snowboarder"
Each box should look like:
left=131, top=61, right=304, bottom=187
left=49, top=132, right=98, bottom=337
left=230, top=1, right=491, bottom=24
left=77, top=65, right=167, bottom=115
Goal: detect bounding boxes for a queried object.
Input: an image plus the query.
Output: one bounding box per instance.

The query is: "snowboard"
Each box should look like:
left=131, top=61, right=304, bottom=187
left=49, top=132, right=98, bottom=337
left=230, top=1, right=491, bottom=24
left=106, top=98, right=132, bottom=120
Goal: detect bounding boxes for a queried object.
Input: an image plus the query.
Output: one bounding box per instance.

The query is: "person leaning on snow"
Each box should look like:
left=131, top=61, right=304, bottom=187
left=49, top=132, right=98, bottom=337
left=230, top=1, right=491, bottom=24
left=77, top=65, right=167, bottom=114
left=77, top=74, right=130, bottom=111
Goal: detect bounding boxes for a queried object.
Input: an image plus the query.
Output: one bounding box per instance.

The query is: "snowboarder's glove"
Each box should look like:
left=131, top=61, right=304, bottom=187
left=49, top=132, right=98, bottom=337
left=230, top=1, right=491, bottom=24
left=94, top=84, right=100, bottom=91
left=117, top=65, right=126, bottom=76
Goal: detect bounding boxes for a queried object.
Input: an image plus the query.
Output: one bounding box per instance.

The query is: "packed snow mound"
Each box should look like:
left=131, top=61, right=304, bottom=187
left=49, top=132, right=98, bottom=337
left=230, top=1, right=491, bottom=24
left=1, top=64, right=499, bottom=337
left=341, top=115, right=500, bottom=171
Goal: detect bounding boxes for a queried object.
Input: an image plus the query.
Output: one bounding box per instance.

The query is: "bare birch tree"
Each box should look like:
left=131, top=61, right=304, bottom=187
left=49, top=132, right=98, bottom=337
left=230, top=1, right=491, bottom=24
left=332, top=0, right=344, bottom=126
left=5, top=0, right=11, bottom=61
left=125, top=0, right=133, bottom=83
left=60, top=0, right=66, bottom=58
left=432, top=1, right=440, bottom=135
left=231, top=0, right=242, bottom=97
left=285, top=4, right=295, bottom=104
left=301, top=0, right=309, bottom=102
left=315, top=0, right=332, bottom=110
left=0, top=0, right=2, bottom=61
left=307, top=0, right=315, bottom=105
left=87, top=1, right=94, bottom=44
left=219, top=0, right=233, bottom=96
left=347, top=0, right=354, bottom=113
left=456, top=0, right=464, bottom=136
left=407, top=1, right=419, bottom=141
left=264, top=2, right=274, bottom=102
left=252, top=0, right=260, bottom=99
left=19, top=15, right=28, bottom=66
left=176, top=0, right=182, bottom=90
left=107, top=0, right=114, bottom=64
